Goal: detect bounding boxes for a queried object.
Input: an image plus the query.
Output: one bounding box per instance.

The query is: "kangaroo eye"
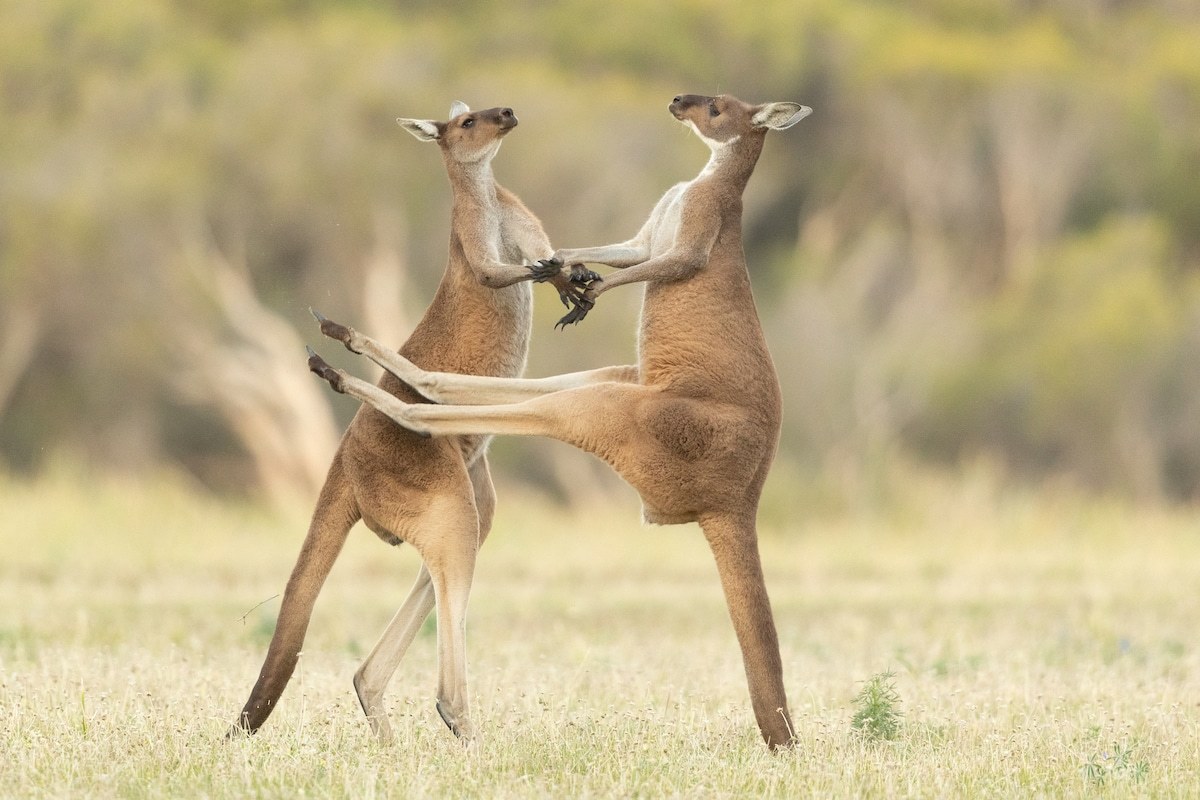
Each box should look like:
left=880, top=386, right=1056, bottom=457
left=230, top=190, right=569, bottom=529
left=462, top=118, right=474, bottom=128
left=709, top=103, right=720, bottom=117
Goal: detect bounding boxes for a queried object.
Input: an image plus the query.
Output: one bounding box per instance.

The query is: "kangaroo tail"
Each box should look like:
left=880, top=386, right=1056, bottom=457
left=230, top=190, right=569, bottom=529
left=231, top=457, right=360, bottom=735
left=699, top=512, right=794, bottom=749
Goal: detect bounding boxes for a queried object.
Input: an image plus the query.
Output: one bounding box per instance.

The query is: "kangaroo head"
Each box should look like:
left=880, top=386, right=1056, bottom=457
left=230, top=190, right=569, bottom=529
left=397, top=102, right=518, bottom=163
left=669, top=94, right=811, bottom=148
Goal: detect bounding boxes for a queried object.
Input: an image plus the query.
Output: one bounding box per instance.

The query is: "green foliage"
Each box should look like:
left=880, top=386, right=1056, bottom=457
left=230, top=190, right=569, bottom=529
left=1, top=0, right=1199, bottom=504
left=850, top=671, right=903, bottom=742
left=1083, top=739, right=1150, bottom=786
left=915, top=218, right=1197, bottom=498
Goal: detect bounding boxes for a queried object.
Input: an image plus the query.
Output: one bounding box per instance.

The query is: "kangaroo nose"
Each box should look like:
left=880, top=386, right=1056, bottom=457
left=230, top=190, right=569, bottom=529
left=673, top=96, right=682, bottom=104
left=500, top=108, right=513, bottom=118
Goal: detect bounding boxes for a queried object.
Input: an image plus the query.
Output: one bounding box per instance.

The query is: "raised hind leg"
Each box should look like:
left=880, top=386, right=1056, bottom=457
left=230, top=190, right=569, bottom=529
left=308, top=349, right=647, bottom=447
left=311, top=311, right=637, bottom=405
left=351, top=457, right=497, bottom=742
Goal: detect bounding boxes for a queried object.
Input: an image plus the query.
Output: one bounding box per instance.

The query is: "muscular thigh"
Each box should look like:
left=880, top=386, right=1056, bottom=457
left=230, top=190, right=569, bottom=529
left=632, top=398, right=767, bottom=522
left=343, top=422, right=479, bottom=548
left=549, top=384, right=765, bottom=523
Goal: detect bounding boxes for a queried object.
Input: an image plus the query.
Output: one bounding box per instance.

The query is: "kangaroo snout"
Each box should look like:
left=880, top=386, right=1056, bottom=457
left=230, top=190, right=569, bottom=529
left=669, top=95, right=704, bottom=118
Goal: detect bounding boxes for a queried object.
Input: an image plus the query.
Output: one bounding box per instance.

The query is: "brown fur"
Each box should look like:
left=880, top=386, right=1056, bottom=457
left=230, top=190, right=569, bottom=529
left=310, top=94, right=811, bottom=748
left=230, top=102, right=577, bottom=741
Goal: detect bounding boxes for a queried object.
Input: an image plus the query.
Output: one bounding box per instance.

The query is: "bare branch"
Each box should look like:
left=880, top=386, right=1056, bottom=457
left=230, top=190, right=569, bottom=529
left=169, top=229, right=341, bottom=507
left=0, top=304, right=42, bottom=422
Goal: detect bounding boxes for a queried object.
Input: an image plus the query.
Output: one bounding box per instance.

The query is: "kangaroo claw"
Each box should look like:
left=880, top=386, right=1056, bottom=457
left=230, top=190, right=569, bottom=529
left=310, top=308, right=360, bottom=353
left=555, top=294, right=595, bottom=329
left=526, top=259, right=562, bottom=283
left=568, top=264, right=601, bottom=285
left=306, top=346, right=345, bottom=393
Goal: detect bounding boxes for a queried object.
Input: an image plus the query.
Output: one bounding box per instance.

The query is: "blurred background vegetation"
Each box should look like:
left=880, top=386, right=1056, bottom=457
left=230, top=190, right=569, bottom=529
left=3, top=0, right=1199, bottom=516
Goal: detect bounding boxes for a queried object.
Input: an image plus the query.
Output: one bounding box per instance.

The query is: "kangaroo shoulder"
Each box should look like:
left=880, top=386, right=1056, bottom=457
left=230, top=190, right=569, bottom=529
left=496, top=184, right=532, bottom=216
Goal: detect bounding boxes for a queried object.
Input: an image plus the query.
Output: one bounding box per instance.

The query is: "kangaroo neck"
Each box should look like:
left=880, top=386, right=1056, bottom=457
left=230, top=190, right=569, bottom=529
left=698, top=132, right=764, bottom=193
left=444, top=156, right=499, bottom=207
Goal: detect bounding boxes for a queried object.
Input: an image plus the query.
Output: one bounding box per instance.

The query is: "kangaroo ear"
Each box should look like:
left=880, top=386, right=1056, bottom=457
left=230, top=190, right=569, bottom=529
left=751, top=102, right=812, bottom=130
left=396, top=118, right=441, bottom=141
left=448, top=100, right=470, bottom=119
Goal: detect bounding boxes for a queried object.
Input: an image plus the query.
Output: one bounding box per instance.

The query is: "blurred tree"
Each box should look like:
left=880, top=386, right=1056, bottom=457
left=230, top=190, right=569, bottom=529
left=914, top=219, right=1190, bottom=500
left=1, top=0, right=1198, bottom=508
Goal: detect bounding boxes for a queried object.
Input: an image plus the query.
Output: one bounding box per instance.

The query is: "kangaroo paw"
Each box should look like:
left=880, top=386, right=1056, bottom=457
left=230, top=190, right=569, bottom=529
left=568, top=263, right=601, bottom=285
left=555, top=294, right=595, bottom=329
left=526, top=257, right=563, bottom=283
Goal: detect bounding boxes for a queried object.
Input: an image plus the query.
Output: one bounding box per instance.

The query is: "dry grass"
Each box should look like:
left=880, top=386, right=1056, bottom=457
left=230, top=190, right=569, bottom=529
left=2, top=463, right=1199, bottom=798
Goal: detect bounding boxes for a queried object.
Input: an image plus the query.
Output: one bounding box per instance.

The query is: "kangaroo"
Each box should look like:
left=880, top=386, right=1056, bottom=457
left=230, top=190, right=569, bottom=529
left=230, top=101, right=593, bottom=741
left=306, top=94, right=812, bottom=748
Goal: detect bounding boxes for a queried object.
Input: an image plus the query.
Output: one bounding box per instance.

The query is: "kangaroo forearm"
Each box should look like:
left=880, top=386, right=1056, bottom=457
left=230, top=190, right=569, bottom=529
left=593, top=251, right=706, bottom=295
left=473, top=261, right=534, bottom=288
left=556, top=244, right=649, bottom=268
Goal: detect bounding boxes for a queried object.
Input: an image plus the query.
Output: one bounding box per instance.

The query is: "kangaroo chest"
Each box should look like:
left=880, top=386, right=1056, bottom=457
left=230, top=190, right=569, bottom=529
left=647, top=184, right=690, bottom=256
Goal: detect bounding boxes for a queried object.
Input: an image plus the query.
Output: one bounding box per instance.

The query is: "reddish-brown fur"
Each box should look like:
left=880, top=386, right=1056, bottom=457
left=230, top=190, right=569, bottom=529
left=231, top=102, right=584, bottom=741
left=311, top=94, right=811, bottom=748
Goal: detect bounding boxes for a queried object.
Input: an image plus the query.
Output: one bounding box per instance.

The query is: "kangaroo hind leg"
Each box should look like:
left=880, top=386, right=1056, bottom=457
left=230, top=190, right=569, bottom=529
left=309, top=312, right=639, bottom=405
left=353, top=564, right=435, bottom=743
left=417, top=495, right=483, bottom=740
left=352, top=458, right=497, bottom=743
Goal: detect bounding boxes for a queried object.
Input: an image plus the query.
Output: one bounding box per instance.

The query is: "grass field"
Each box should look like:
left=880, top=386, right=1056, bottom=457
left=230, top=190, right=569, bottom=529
left=2, top=464, right=1199, bottom=798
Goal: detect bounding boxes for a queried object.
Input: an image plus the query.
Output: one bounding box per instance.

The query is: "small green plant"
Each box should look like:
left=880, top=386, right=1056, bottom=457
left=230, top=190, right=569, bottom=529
left=1084, top=739, right=1149, bottom=786
left=851, top=671, right=903, bottom=742
left=78, top=690, right=88, bottom=737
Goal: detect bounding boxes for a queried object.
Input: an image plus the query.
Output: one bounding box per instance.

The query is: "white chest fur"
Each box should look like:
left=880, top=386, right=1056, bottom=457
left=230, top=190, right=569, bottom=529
left=648, top=183, right=688, bottom=256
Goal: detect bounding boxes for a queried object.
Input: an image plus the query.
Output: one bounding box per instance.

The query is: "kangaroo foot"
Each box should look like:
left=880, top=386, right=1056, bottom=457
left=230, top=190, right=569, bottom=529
left=310, top=308, right=362, bottom=353
left=435, top=699, right=475, bottom=740
left=354, top=677, right=395, bottom=744
left=306, top=347, right=346, bottom=393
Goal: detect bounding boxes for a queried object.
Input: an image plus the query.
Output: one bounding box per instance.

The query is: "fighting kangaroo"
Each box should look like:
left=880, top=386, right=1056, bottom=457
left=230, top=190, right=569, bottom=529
left=230, top=101, right=593, bottom=740
left=308, top=94, right=811, bottom=748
